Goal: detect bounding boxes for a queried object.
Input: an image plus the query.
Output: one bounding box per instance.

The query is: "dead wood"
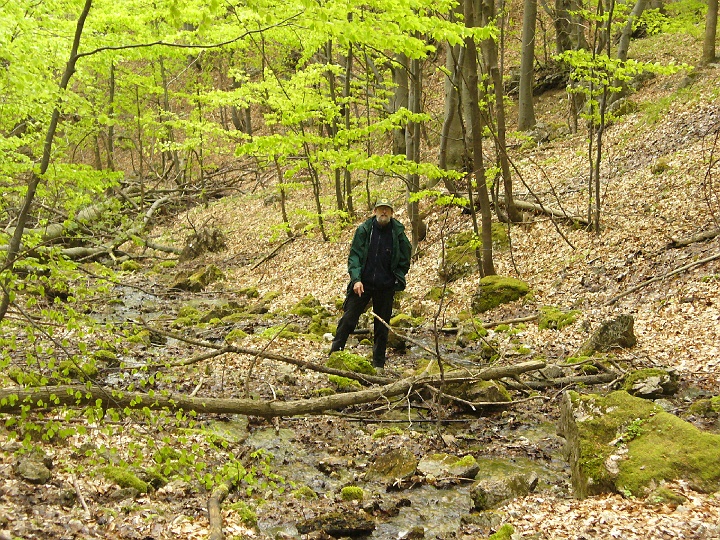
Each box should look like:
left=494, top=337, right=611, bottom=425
left=605, top=251, right=720, bottom=305
left=250, top=235, right=296, bottom=269
left=512, top=372, right=618, bottom=389
left=666, top=227, right=720, bottom=248
left=0, top=361, right=545, bottom=417
left=208, top=479, right=233, bottom=540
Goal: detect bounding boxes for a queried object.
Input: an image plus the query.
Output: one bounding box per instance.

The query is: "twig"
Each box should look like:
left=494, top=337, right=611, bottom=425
left=250, top=235, right=296, bottom=270
left=190, top=377, right=205, bottom=397
left=605, top=251, right=720, bottom=305
left=71, top=475, right=91, bottom=519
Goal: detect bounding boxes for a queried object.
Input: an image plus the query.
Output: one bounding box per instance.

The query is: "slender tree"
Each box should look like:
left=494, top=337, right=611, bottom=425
left=704, top=0, right=719, bottom=65
left=518, top=0, right=538, bottom=130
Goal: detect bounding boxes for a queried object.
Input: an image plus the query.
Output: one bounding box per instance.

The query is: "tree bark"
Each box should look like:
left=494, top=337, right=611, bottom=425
left=463, top=0, right=496, bottom=277
left=518, top=0, right=537, bottom=130
left=704, top=0, right=719, bottom=65
left=0, top=361, right=545, bottom=416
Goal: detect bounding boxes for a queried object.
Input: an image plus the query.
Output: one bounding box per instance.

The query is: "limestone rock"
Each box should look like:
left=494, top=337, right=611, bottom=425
left=364, top=448, right=417, bottom=484
left=417, top=453, right=479, bottom=483
left=559, top=390, right=720, bottom=498
left=471, top=276, right=529, bottom=314
left=13, top=457, right=52, bottom=485
left=576, top=314, right=636, bottom=357
left=470, top=471, right=538, bottom=510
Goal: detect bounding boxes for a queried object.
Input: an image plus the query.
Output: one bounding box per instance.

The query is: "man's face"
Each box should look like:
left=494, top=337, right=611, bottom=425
left=374, top=205, right=393, bottom=226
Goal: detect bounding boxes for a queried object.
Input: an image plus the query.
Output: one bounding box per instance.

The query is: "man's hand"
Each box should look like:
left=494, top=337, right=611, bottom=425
left=353, top=281, right=364, bottom=296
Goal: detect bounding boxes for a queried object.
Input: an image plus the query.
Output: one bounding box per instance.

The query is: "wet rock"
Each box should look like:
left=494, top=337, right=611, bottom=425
left=364, top=448, right=417, bottom=485
left=470, top=471, right=538, bottom=510
left=171, top=264, right=224, bottom=292
left=296, top=511, right=375, bottom=536
left=417, top=453, right=479, bottom=484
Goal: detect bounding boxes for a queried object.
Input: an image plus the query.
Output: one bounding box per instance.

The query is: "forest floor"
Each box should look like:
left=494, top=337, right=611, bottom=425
left=2, top=29, right=720, bottom=540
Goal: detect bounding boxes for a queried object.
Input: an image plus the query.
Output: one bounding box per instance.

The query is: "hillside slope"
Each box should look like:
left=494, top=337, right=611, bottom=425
left=154, top=32, right=720, bottom=537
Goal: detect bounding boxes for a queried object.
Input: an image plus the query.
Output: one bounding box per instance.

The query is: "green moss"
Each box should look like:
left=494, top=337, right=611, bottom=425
left=538, top=306, right=579, bottom=330
left=494, top=324, right=510, bottom=333
left=177, top=306, right=200, bottom=319
left=326, top=351, right=374, bottom=375
left=645, top=486, right=687, bottom=507
left=340, top=486, right=364, bottom=501
left=488, top=524, right=514, bottom=540
left=313, top=388, right=336, bottom=397
left=59, top=359, right=98, bottom=380
left=292, top=485, right=318, bottom=500
left=571, top=391, right=720, bottom=497
left=239, top=287, right=260, bottom=298
left=259, top=323, right=301, bottom=340
left=711, top=396, right=720, bottom=413
left=622, top=368, right=678, bottom=396
left=7, top=367, right=44, bottom=387
left=227, top=501, right=258, bottom=525
left=424, top=286, right=453, bottom=301
left=471, top=275, right=530, bottom=314
left=93, top=349, right=118, bottom=363
left=372, top=426, right=404, bottom=439
left=121, top=260, right=141, bottom=272
left=390, top=313, right=423, bottom=327
left=225, top=328, right=248, bottom=342
left=101, top=466, right=149, bottom=493
left=328, top=375, right=362, bottom=391
left=127, top=329, right=151, bottom=344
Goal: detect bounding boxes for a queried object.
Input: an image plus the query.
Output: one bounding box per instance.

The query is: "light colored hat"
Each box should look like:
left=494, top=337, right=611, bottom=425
left=374, top=198, right=394, bottom=211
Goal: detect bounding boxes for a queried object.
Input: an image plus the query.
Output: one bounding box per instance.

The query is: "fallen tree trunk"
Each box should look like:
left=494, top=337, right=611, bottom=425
left=0, top=361, right=545, bottom=417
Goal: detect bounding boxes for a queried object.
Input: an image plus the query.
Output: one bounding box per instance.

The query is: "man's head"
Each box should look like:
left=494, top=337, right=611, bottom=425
left=374, top=198, right=394, bottom=226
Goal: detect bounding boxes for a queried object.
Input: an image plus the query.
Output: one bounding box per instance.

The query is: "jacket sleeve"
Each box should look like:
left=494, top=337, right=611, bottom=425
left=394, top=229, right=412, bottom=291
left=347, top=225, right=368, bottom=284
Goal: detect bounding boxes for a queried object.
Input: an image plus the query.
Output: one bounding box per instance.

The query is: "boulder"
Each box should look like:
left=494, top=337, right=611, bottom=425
left=471, top=276, right=529, bottom=314
left=417, top=453, right=480, bottom=484
left=364, top=448, right=417, bottom=484
left=559, top=390, right=720, bottom=498
left=575, top=314, right=636, bottom=357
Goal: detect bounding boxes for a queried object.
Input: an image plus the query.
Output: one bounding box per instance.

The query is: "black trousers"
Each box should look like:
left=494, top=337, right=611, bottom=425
left=330, top=287, right=395, bottom=368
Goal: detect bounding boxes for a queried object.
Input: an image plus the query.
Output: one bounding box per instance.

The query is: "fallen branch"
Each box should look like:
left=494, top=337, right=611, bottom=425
left=0, top=361, right=545, bottom=417
left=666, top=228, right=720, bottom=249
left=605, top=251, right=720, bottom=305
left=251, top=235, right=296, bottom=270
left=208, top=479, right=233, bottom=540
left=517, top=372, right=617, bottom=389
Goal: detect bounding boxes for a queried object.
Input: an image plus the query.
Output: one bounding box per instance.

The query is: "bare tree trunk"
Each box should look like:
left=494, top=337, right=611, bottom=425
left=325, top=40, right=346, bottom=213
left=392, top=53, right=409, bottom=157
left=481, top=0, right=522, bottom=223
left=555, top=0, right=573, bottom=53
left=518, top=0, right=537, bottom=130
left=464, top=0, right=495, bottom=276
left=107, top=62, right=116, bottom=171
left=704, top=0, right=719, bottom=65
left=343, top=38, right=355, bottom=216
left=406, top=54, right=422, bottom=255
left=0, top=0, right=94, bottom=323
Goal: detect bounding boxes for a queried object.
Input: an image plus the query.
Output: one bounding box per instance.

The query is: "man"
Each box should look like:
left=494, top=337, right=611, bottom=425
left=330, top=198, right=412, bottom=374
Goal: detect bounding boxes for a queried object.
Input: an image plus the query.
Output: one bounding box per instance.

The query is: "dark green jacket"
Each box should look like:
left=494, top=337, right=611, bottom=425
left=347, top=217, right=411, bottom=292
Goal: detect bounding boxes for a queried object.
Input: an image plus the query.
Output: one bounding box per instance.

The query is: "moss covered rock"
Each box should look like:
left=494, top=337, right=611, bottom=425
left=326, top=351, right=374, bottom=375
left=559, top=390, right=720, bottom=498
left=471, top=275, right=530, bottom=314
